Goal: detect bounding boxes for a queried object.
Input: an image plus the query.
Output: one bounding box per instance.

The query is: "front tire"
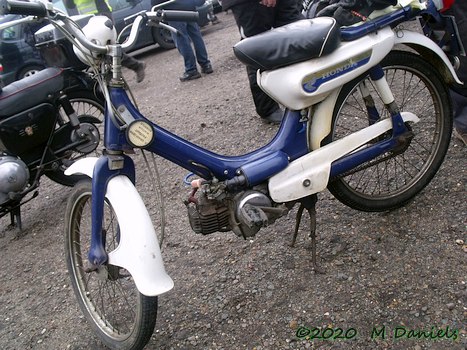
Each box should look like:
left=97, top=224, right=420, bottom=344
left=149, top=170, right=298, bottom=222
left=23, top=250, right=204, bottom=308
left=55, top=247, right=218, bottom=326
left=324, top=51, right=453, bottom=211
left=65, top=180, right=158, bottom=350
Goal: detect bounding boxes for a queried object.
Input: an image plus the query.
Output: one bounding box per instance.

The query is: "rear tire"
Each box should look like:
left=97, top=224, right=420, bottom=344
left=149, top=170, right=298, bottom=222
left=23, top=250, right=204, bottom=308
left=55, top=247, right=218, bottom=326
left=66, top=90, right=105, bottom=124
left=324, top=51, right=452, bottom=211
left=45, top=90, right=104, bottom=186
left=65, top=180, right=158, bottom=350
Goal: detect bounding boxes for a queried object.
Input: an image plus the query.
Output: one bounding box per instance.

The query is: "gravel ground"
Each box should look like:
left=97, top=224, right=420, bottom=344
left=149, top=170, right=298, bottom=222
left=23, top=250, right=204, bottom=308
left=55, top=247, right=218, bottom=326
left=0, top=11, right=466, bottom=350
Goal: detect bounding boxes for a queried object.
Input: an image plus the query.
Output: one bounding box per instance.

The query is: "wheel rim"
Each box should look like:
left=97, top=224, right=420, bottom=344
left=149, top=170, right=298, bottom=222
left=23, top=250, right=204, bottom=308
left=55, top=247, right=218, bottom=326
left=59, top=97, right=104, bottom=161
left=22, top=68, right=41, bottom=78
left=332, top=63, right=447, bottom=200
left=160, top=29, right=173, bottom=44
left=67, top=191, right=141, bottom=342
left=69, top=97, right=104, bottom=123
left=153, top=28, right=175, bottom=49
left=70, top=96, right=104, bottom=158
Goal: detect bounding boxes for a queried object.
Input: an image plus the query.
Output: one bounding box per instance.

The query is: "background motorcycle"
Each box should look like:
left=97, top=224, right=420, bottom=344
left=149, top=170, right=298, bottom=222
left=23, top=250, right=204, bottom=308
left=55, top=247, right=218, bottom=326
left=0, top=61, right=104, bottom=229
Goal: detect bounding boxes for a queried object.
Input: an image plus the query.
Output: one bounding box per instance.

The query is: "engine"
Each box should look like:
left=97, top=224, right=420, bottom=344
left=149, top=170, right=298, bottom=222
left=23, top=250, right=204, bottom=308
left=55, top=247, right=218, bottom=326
left=185, top=183, right=287, bottom=238
left=185, top=188, right=231, bottom=235
left=0, top=155, right=30, bottom=205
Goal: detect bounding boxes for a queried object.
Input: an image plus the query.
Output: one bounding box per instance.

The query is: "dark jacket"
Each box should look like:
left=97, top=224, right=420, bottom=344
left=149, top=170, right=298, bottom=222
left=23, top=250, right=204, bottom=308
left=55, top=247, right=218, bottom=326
left=153, top=0, right=204, bottom=11
left=445, top=2, right=467, bottom=82
left=221, top=0, right=254, bottom=11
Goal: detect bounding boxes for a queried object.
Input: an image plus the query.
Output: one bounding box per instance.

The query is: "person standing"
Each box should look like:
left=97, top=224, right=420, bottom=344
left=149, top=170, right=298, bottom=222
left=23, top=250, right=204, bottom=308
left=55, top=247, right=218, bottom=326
left=221, top=0, right=303, bottom=124
left=65, top=0, right=147, bottom=83
left=158, top=0, right=213, bottom=82
left=446, top=2, right=467, bottom=145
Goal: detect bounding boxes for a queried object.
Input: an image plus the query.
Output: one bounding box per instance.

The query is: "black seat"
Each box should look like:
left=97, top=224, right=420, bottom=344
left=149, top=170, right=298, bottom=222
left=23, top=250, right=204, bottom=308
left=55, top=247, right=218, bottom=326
left=233, top=17, right=341, bottom=71
left=0, top=67, right=64, bottom=118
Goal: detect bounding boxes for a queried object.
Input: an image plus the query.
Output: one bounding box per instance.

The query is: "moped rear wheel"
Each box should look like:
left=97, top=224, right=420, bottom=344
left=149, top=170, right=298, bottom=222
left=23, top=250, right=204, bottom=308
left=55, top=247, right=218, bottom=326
left=65, top=180, right=158, bottom=350
left=324, top=50, right=453, bottom=211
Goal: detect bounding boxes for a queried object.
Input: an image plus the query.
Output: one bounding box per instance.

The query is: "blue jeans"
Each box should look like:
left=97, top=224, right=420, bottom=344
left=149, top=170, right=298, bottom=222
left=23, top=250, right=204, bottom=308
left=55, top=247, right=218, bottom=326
left=169, top=21, right=211, bottom=74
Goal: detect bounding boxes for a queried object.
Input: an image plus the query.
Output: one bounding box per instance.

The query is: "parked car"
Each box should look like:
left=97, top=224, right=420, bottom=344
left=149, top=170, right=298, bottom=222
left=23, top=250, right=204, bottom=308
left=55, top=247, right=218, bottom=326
left=57, top=0, right=215, bottom=51
left=115, top=0, right=215, bottom=51
left=0, top=14, right=47, bottom=86
left=0, top=0, right=216, bottom=86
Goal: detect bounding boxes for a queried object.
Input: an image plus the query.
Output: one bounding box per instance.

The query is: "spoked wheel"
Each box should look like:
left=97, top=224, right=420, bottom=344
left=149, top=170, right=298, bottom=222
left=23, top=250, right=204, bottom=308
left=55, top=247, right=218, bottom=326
left=67, top=90, right=105, bottom=124
left=65, top=180, right=158, bottom=350
left=323, top=50, right=453, bottom=211
left=45, top=90, right=104, bottom=186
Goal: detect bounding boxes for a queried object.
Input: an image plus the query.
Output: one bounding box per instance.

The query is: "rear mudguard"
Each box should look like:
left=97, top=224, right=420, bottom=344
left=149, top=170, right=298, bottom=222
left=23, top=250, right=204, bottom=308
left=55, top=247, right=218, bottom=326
left=395, top=29, right=463, bottom=86
left=65, top=157, right=174, bottom=297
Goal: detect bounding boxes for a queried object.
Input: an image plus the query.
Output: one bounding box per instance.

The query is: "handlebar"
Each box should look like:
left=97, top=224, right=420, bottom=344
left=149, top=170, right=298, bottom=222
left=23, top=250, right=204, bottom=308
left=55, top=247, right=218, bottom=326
left=123, top=9, right=198, bottom=26
left=0, top=0, right=198, bottom=58
left=121, top=9, right=197, bottom=50
left=0, top=0, right=48, bottom=17
left=162, top=10, right=199, bottom=22
left=0, top=14, right=38, bottom=30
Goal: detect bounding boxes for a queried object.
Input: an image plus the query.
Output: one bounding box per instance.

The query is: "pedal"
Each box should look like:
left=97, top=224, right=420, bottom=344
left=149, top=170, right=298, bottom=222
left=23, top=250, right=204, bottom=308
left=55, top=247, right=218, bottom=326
left=239, top=204, right=269, bottom=228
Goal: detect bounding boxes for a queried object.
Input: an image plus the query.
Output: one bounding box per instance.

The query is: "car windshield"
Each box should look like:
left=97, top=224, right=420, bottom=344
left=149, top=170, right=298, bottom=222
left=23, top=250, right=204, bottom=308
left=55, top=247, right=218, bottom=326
left=52, top=0, right=68, bottom=13
left=0, top=15, right=21, bottom=41
left=52, top=0, right=144, bottom=14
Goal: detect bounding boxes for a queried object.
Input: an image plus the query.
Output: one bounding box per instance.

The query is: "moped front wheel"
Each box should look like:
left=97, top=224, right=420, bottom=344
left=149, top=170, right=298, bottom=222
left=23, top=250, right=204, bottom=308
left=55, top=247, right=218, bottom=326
left=65, top=180, right=157, bottom=350
left=324, top=50, right=453, bottom=212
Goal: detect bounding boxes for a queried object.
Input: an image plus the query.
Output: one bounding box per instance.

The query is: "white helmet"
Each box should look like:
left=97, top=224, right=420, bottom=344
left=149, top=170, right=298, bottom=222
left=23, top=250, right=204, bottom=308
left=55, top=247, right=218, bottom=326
left=73, top=15, right=117, bottom=65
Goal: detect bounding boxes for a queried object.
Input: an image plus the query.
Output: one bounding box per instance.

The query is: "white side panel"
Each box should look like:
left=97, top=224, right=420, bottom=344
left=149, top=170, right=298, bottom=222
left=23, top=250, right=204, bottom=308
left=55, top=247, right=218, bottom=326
left=308, top=89, right=340, bottom=150
left=268, top=112, right=419, bottom=203
left=258, top=27, right=395, bottom=110
left=65, top=157, right=174, bottom=297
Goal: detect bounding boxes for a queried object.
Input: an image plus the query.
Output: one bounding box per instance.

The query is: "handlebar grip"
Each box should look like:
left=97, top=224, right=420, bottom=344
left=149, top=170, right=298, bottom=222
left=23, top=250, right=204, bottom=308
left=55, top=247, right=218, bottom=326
left=162, top=10, right=199, bottom=22
left=0, top=0, right=47, bottom=16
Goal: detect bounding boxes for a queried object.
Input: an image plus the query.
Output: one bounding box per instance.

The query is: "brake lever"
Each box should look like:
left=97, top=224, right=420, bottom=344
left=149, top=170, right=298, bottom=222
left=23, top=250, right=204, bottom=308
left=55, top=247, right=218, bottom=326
left=123, top=10, right=147, bottom=25
left=150, top=0, right=176, bottom=11
left=151, top=20, right=178, bottom=34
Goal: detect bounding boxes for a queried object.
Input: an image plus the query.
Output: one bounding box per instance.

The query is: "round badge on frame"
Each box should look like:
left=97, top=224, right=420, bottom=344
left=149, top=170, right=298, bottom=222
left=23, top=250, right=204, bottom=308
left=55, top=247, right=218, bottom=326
left=126, top=120, right=154, bottom=148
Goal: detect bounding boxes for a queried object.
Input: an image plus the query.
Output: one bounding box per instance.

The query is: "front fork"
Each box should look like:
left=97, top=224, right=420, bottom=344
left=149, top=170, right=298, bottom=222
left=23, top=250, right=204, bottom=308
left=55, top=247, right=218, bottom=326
left=367, top=66, right=410, bottom=136
left=88, top=152, right=135, bottom=266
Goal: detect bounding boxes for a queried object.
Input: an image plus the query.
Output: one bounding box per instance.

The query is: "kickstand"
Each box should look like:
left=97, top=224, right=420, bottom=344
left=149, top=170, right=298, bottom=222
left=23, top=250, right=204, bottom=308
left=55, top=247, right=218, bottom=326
left=290, top=194, right=324, bottom=274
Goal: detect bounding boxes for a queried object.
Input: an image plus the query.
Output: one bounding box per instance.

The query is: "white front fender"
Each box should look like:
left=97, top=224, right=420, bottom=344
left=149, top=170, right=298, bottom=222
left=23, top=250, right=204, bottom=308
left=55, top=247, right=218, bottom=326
left=65, top=158, right=174, bottom=296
